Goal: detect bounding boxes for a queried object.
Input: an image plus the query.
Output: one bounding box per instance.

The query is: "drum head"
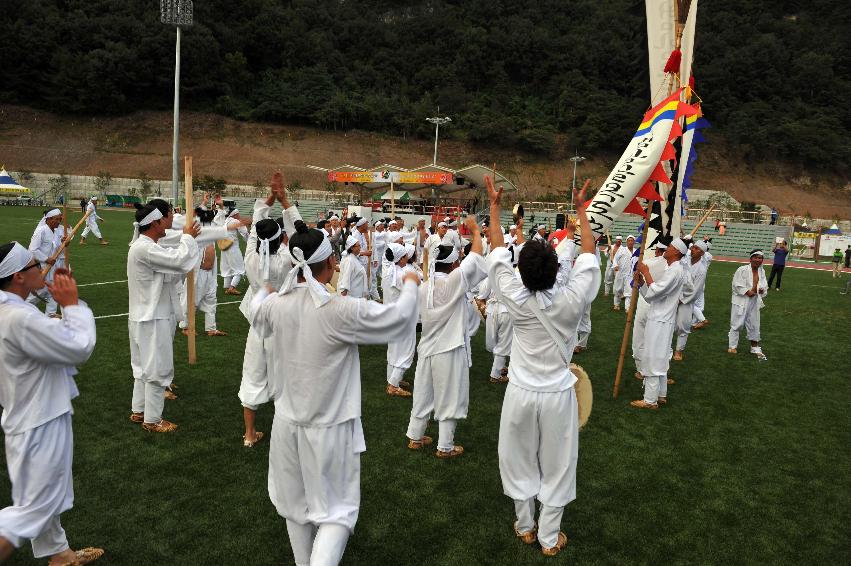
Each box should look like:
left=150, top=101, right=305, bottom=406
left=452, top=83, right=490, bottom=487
left=571, top=363, right=592, bottom=430
left=512, top=203, right=525, bottom=218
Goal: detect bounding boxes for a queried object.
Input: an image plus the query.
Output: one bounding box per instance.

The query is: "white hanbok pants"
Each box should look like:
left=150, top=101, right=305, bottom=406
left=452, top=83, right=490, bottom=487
left=129, top=317, right=176, bottom=423
left=640, top=319, right=674, bottom=404
left=729, top=299, right=760, bottom=349
left=407, top=347, right=468, bottom=452
left=81, top=222, right=101, bottom=239
left=604, top=267, right=614, bottom=295
left=576, top=302, right=592, bottom=348
left=693, top=293, right=706, bottom=324
left=675, top=302, right=695, bottom=351
left=179, top=269, right=218, bottom=332
left=386, top=322, right=417, bottom=387
left=631, top=300, right=649, bottom=365
left=0, top=413, right=73, bottom=558
left=269, top=417, right=363, bottom=566
left=238, top=326, right=270, bottom=411
left=613, top=275, right=631, bottom=306
left=368, top=261, right=380, bottom=299
left=499, top=384, right=578, bottom=549
left=485, top=312, right=512, bottom=377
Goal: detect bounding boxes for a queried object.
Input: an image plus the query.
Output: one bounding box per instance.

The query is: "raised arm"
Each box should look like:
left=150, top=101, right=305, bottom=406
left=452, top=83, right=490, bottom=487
left=574, top=180, right=595, bottom=255
left=485, top=174, right=505, bottom=249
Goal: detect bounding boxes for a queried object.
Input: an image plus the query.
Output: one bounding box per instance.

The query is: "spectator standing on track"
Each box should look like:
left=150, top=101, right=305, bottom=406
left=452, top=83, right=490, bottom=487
left=844, top=245, right=851, bottom=269
left=767, top=240, right=788, bottom=291
left=832, top=248, right=843, bottom=278
left=769, top=207, right=778, bottom=225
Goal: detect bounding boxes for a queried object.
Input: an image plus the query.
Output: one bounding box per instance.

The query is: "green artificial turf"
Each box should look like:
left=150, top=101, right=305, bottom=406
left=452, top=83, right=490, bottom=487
left=0, top=206, right=849, bottom=565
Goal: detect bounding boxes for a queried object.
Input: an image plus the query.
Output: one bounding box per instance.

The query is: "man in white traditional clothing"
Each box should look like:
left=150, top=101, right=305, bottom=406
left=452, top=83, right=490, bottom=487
left=673, top=240, right=709, bottom=360
left=382, top=242, right=417, bottom=397
left=507, top=225, right=518, bottom=246
left=338, top=235, right=368, bottom=299
left=214, top=200, right=250, bottom=295
left=632, top=243, right=666, bottom=378
left=692, top=237, right=713, bottom=329
left=441, top=217, right=464, bottom=252
left=630, top=238, right=687, bottom=410
left=728, top=250, right=768, bottom=360
left=127, top=203, right=201, bottom=432
left=413, top=218, right=428, bottom=264
left=533, top=224, right=547, bottom=242
left=0, top=243, right=103, bottom=565
left=612, top=235, right=635, bottom=310
left=475, top=274, right=512, bottom=383
left=28, top=208, right=66, bottom=317
left=405, top=216, right=487, bottom=458
left=79, top=196, right=108, bottom=246
left=485, top=178, right=599, bottom=557
left=423, top=222, right=446, bottom=263
left=250, top=219, right=420, bottom=566
left=239, top=174, right=300, bottom=447
left=366, top=220, right=387, bottom=300
left=178, top=207, right=228, bottom=337
left=604, top=236, right=621, bottom=296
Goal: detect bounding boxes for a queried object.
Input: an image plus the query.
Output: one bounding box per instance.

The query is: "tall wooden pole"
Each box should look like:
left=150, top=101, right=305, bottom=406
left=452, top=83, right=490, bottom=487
left=62, top=191, right=70, bottom=271
left=612, top=201, right=653, bottom=398
left=184, top=156, right=197, bottom=364
left=689, top=205, right=716, bottom=238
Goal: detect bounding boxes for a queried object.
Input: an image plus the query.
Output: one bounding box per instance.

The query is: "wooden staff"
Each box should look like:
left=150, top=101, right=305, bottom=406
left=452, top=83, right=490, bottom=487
left=184, top=156, right=197, bottom=364
left=612, top=200, right=653, bottom=399
left=422, top=246, right=429, bottom=282
left=40, top=210, right=91, bottom=276
left=689, top=204, right=716, bottom=238
left=366, top=226, right=373, bottom=292
left=62, top=194, right=70, bottom=270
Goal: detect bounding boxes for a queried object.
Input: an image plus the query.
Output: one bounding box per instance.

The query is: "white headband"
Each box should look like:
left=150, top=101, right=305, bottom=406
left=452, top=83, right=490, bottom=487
left=385, top=243, right=407, bottom=289
left=694, top=241, right=709, bottom=252
left=278, top=231, right=334, bottom=307
left=227, top=208, right=240, bottom=218
left=258, top=224, right=283, bottom=282
left=656, top=243, right=668, bottom=250
left=438, top=222, right=447, bottom=228
left=374, top=221, right=384, bottom=228
left=0, top=242, right=34, bottom=279
left=329, top=215, right=339, bottom=221
left=427, top=247, right=460, bottom=309
left=627, top=235, right=635, bottom=241
left=538, top=225, right=545, bottom=230
left=670, top=238, right=688, bottom=255
left=344, top=235, right=359, bottom=252
left=750, top=250, right=764, bottom=258
left=509, top=225, right=516, bottom=230
left=45, top=209, right=61, bottom=219
left=405, top=243, right=415, bottom=259
left=355, top=218, right=368, bottom=228
left=140, top=208, right=164, bottom=227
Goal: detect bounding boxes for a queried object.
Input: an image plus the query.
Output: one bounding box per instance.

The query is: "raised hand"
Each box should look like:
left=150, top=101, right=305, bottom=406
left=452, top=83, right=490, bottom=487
left=485, top=175, right=503, bottom=207
left=47, top=268, right=79, bottom=307
left=573, top=178, right=591, bottom=211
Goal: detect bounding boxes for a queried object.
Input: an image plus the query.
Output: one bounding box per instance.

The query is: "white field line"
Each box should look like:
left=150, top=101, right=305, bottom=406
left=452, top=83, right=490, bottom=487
left=93, top=300, right=242, bottom=320
left=712, top=258, right=838, bottom=272
left=78, top=279, right=128, bottom=287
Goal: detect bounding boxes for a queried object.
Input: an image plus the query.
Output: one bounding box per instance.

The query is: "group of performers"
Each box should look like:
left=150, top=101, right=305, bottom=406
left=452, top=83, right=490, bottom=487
left=0, top=172, right=772, bottom=565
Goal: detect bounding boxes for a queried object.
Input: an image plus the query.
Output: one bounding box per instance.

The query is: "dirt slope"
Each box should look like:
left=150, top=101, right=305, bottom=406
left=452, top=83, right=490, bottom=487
left=1, top=105, right=848, bottom=219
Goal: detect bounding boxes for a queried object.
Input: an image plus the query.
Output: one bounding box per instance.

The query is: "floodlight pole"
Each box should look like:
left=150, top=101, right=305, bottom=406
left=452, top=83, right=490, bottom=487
left=426, top=113, right=451, bottom=165
left=569, top=151, right=586, bottom=212
left=161, top=1, right=193, bottom=207
left=172, top=26, right=181, bottom=206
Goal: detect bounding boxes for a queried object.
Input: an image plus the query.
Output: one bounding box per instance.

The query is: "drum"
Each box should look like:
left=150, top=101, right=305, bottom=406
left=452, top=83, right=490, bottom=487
left=570, top=363, right=593, bottom=430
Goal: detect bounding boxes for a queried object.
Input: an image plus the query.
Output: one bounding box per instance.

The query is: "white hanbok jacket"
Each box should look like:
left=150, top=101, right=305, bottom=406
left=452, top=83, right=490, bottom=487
left=637, top=260, right=685, bottom=376
left=214, top=210, right=249, bottom=278
left=731, top=264, right=767, bottom=309
left=127, top=234, right=198, bottom=322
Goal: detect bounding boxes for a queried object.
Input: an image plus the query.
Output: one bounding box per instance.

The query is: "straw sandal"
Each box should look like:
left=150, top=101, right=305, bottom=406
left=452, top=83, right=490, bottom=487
left=99, top=241, right=109, bottom=246
left=629, top=400, right=658, bottom=410
left=436, top=445, right=464, bottom=459
left=514, top=522, right=538, bottom=545
left=56, top=547, right=105, bottom=565
left=142, top=420, right=178, bottom=433
left=399, top=379, right=411, bottom=389
left=657, top=397, right=668, bottom=405
left=407, top=436, right=433, bottom=450
left=386, top=384, right=412, bottom=397
left=727, top=348, right=737, bottom=354
left=541, top=532, right=568, bottom=557
left=129, top=412, right=143, bottom=424
left=489, top=374, right=509, bottom=384
left=667, top=378, right=675, bottom=385
left=206, top=329, right=228, bottom=336
left=672, top=351, right=683, bottom=361
left=225, top=287, right=242, bottom=295
left=181, top=328, right=196, bottom=336
left=164, top=389, right=178, bottom=401
left=634, top=372, right=643, bottom=381
left=243, top=432, right=265, bottom=447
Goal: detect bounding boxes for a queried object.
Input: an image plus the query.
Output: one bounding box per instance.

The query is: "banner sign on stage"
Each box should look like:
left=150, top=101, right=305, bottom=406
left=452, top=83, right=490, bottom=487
left=791, top=229, right=817, bottom=259
left=328, top=171, right=454, bottom=185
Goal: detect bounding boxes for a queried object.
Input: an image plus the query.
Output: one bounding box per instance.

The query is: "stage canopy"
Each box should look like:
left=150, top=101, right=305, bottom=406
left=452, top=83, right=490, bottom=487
left=0, top=168, right=30, bottom=194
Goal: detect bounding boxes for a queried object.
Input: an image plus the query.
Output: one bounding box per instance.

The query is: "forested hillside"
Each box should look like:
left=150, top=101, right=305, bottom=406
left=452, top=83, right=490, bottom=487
left=2, top=0, right=849, bottom=172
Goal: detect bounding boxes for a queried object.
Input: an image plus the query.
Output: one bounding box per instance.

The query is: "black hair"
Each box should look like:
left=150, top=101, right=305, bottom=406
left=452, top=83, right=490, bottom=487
left=255, top=218, right=283, bottom=256
left=434, top=245, right=456, bottom=273
left=289, top=220, right=328, bottom=277
left=463, top=242, right=473, bottom=256
left=134, top=204, right=161, bottom=233
left=194, top=208, right=216, bottom=225
left=408, top=250, right=417, bottom=263
left=385, top=247, right=395, bottom=262
left=0, top=242, right=14, bottom=289
left=146, top=198, right=173, bottom=217
left=518, top=240, right=558, bottom=292
left=317, top=219, right=327, bottom=230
